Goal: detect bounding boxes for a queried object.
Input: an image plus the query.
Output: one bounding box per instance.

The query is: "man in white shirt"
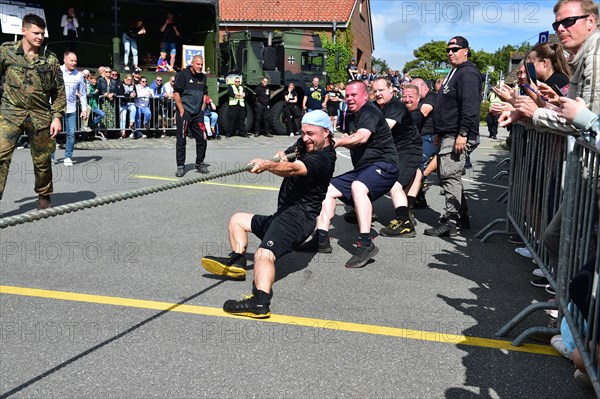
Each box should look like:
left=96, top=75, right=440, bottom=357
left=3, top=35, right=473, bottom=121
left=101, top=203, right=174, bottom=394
left=60, top=51, right=87, bottom=166
left=134, top=77, right=154, bottom=138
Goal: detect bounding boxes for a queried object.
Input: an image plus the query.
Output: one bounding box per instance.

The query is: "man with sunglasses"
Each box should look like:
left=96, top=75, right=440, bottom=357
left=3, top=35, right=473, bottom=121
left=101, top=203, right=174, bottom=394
left=499, top=0, right=600, bottom=288
left=424, top=36, right=481, bottom=237
left=501, top=0, right=600, bottom=130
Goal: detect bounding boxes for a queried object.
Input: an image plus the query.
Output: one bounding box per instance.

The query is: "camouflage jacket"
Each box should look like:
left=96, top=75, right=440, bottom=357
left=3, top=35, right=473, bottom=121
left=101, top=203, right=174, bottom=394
left=0, top=40, right=66, bottom=129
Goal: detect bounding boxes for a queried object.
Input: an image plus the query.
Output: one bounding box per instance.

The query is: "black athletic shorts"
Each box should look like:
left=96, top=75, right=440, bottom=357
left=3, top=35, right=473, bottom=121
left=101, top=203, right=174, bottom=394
left=396, top=148, right=422, bottom=187
left=331, top=161, right=399, bottom=206
left=251, top=206, right=316, bottom=259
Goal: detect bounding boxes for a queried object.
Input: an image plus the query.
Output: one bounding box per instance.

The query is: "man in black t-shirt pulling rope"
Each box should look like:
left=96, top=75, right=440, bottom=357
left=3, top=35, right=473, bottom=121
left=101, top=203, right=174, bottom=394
left=297, top=80, right=400, bottom=268
left=201, top=110, right=337, bottom=318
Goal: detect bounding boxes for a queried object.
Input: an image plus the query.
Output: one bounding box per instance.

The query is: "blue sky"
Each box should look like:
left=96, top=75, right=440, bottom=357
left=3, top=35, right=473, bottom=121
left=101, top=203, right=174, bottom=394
left=371, top=0, right=560, bottom=69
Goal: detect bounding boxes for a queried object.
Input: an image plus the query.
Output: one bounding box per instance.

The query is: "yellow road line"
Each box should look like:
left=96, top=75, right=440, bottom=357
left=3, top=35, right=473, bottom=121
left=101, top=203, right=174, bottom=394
left=134, top=175, right=279, bottom=191
left=0, top=285, right=558, bottom=357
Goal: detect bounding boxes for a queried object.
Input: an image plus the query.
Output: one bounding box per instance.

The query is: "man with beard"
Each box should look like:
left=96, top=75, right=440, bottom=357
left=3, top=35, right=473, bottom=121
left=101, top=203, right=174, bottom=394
left=201, top=111, right=336, bottom=318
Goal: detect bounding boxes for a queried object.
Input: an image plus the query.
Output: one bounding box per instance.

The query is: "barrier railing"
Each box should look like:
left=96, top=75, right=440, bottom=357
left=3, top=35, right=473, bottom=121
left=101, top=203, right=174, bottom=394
left=65, top=96, right=178, bottom=140
left=476, top=123, right=600, bottom=395
left=558, top=134, right=600, bottom=395
left=489, top=125, right=568, bottom=343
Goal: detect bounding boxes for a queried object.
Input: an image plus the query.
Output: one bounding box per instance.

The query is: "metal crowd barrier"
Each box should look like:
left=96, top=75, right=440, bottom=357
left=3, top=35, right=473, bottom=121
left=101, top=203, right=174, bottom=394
left=558, top=134, right=600, bottom=395
left=476, top=123, right=600, bottom=395
left=63, top=96, right=178, bottom=140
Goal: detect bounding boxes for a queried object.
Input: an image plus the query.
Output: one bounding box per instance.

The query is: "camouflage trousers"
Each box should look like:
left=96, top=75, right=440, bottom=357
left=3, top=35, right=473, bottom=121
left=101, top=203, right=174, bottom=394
left=0, top=116, right=55, bottom=200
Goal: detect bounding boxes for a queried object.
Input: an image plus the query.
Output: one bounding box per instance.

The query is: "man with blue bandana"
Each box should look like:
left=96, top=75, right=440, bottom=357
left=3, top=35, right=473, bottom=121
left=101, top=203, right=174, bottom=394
left=201, top=110, right=336, bottom=318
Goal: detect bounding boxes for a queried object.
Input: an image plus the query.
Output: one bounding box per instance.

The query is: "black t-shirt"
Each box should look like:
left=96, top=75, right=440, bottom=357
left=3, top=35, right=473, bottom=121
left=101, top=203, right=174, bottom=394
left=410, top=108, right=425, bottom=133
left=162, top=23, right=179, bottom=42
left=378, top=97, right=421, bottom=153
left=420, top=91, right=436, bottom=135
left=347, top=63, right=358, bottom=81
left=326, top=90, right=341, bottom=109
left=255, top=85, right=270, bottom=106
left=346, top=101, right=399, bottom=169
left=280, top=139, right=337, bottom=217
left=285, top=89, right=298, bottom=105
left=306, top=86, right=326, bottom=110
left=173, top=68, right=206, bottom=118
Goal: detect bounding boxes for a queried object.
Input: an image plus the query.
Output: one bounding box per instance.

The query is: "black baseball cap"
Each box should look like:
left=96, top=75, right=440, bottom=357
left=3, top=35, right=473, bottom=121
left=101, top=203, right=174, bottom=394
left=448, top=36, right=469, bottom=49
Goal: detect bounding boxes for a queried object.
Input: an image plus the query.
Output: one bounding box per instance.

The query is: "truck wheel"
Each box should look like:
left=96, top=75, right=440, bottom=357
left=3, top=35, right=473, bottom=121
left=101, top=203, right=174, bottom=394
left=218, top=104, right=254, bottom=136
left=245, top=106, right=254, bottom=133
left=268, top=101, right=289, bottom=136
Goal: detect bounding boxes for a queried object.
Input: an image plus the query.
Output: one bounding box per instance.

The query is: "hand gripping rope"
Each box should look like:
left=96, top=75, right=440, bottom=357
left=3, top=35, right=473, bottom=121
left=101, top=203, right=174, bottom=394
left=0, top=153, right=297, bottom=229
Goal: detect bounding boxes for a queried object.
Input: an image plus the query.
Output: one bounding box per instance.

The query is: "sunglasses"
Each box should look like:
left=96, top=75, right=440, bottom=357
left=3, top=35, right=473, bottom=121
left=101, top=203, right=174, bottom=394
left=552, top=15, right=589, bottom=31
left=156, top=79, right=163, bottom=82
left=141, top=80, right=147, bottom=83
left=446, top=46, right=463, bottom=53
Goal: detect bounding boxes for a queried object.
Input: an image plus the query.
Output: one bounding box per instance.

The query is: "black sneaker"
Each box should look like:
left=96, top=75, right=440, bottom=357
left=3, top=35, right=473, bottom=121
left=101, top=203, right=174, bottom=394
left=201, top=252, right=247, bottom=279
left=345, top=241, right=379, bottom=268
left=264, top=133, right=273, bottom=138
left=531, top=277, right=549, bottom=288
left=196, top=164, right=209, bottom=174
left=408, top=208, right=417, bottom=226
left=295, top=235, right=333, bottom=253
left=342, top=209, right=378, bottom=224
left=424, top=220, right=457, bottom=237
left=175, top=166, right=185, bottom=177
left=223, top=288, right=272, bottom=318
left=379, top=218, right=416, bottom=238
left=440, top=215, right=470, bottom=230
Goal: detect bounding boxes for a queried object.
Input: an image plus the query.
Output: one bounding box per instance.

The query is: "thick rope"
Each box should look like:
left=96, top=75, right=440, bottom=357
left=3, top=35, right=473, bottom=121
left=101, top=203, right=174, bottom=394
left=0, top=153, right=296, bottom=229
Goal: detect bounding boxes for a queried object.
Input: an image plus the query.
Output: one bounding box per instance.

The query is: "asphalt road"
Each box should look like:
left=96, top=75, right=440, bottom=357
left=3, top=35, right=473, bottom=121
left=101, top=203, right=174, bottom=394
left=0, top=128, right=595, bottom=398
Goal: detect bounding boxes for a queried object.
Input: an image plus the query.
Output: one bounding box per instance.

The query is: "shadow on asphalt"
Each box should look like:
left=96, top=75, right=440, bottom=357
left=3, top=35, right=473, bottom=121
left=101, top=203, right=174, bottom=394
left=425, top=150, right=594, bottom=398
left=4, top=190, right=97, bottom=218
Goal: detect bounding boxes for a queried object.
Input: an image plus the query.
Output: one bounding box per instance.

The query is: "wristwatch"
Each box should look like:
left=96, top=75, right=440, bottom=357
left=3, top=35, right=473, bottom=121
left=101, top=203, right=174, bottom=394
left=459, top=129, right=468, bottom=138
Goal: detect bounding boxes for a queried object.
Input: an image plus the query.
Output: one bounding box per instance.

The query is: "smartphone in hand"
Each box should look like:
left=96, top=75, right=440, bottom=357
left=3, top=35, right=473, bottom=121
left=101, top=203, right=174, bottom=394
left=525, top=62, right=537, bottom=84
left=551, top=84, right=564, bottom=97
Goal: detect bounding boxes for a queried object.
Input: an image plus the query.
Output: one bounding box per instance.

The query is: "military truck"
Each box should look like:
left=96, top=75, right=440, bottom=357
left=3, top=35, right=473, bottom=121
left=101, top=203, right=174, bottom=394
left=217, top=29, right=327, bottom=135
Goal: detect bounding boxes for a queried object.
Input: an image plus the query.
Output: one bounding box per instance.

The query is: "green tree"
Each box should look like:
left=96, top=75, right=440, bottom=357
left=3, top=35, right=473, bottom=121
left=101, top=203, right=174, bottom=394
left=404, top=40, right=448, bottom=71
left=319, top=29, right=353, bottom=84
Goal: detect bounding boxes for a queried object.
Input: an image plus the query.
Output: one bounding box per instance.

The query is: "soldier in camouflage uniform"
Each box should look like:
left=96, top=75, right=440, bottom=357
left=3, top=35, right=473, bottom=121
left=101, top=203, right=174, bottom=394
left=0, top=14, right=65, bottom=210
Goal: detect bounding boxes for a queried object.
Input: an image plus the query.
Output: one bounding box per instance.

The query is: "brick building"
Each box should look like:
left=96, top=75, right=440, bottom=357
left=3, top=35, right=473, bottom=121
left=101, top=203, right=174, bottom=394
left=219, top=0, right=375, bottom=70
